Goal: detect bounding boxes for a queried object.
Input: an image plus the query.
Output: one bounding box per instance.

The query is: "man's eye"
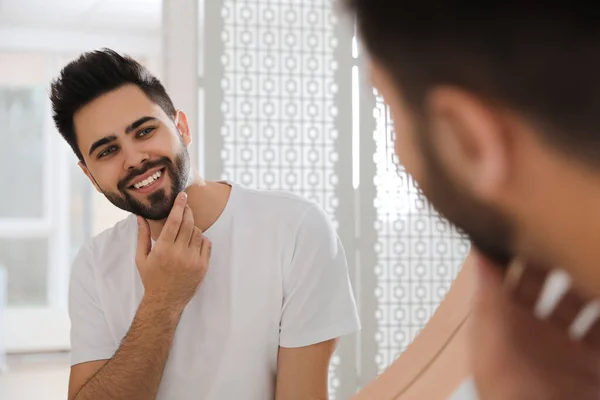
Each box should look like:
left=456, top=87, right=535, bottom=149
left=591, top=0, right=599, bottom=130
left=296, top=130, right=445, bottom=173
left=98, top=146, right=117, bottom=158
left=138, top=127, right=155, bottom=137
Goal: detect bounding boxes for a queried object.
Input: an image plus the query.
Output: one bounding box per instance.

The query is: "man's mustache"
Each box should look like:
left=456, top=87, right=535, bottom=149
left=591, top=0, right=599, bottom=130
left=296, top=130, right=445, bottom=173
left=118, top=158, right=170, bottom=190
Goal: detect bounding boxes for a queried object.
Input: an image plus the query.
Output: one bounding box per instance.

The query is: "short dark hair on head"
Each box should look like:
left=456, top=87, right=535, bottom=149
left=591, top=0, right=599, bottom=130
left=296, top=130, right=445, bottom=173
left=50, top=48, right=176, bottom=162
left=346, top=1, right=600, bottom=165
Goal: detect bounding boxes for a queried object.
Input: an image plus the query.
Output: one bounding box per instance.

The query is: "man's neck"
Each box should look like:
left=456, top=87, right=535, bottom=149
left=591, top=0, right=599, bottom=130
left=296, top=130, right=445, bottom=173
left=147, top=177, right=231, bottom=240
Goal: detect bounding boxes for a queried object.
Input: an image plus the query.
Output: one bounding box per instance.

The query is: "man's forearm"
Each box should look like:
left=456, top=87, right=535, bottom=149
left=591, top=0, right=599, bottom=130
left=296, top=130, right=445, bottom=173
left=73, top=295, right=184, bottom=400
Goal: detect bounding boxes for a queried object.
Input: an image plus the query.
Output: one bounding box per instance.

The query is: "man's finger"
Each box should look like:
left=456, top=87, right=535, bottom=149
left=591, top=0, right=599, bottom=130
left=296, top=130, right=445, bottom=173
left=135, top=216, right=151, bottom=266
left=189, top=227, right=204, bottom=249
left=550, top=290, right=587, bottom=332
left=176, top=205, right=195, bottom=244
left=512, top=266, right=550, bottom=309
left=200, top=237, right=212, bottom=263
left=158, top=192, right=187, bottom=243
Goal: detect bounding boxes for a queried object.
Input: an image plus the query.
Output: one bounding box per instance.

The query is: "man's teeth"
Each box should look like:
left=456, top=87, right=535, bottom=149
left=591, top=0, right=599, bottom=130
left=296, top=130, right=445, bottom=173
left=133, top=170, right=162, bottom=189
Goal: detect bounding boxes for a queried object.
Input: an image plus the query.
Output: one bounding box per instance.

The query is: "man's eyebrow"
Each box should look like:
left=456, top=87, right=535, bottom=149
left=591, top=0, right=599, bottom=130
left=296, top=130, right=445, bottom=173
left=125, top=116, right=157, bottom=134
left=88, top=135, right=117, bottom=157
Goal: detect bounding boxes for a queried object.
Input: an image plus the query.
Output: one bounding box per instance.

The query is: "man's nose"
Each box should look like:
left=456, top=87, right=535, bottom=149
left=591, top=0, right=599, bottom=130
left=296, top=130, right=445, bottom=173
left=122, top=144, right=149, bottom=171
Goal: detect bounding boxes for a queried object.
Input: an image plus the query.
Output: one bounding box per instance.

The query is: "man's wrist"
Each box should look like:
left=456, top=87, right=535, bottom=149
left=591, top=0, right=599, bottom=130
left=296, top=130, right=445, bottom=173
left=141, top=291, right=186, bottom=322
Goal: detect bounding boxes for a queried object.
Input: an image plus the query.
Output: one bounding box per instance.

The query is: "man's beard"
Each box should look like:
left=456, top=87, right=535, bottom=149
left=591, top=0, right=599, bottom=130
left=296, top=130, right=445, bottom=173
left=103, top=148, right=191, bottom=220
left=414, top=125, right=515, bottom=267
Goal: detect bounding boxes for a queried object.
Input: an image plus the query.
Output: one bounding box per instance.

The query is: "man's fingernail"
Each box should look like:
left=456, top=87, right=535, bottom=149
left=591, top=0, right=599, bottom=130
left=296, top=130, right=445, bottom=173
left=533, top=269, right=572, bottom=320
left=179, top=192, right=187, bottom=201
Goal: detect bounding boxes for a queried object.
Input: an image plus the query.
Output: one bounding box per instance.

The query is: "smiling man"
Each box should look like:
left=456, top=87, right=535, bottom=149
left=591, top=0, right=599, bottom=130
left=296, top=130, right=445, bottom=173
left=50, top=49, right=360, bottom=400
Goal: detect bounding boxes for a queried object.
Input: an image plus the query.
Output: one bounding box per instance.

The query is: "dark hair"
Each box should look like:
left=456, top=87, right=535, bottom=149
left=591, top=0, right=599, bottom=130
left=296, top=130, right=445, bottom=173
left=346, top=2, right=600, bottom=165
left=50, top=48, right=176, bottom=162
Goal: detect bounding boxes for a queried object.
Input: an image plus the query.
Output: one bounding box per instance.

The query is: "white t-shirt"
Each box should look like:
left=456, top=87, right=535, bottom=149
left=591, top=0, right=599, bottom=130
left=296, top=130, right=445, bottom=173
left=69, top=182, right=361, bottom=400
left=449, top=377, right=478, bottom=400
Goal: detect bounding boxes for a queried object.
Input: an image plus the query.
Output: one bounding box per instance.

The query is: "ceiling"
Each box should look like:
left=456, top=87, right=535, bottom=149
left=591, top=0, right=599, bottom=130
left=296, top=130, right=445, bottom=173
left=0, top=0, right=162, bottom=34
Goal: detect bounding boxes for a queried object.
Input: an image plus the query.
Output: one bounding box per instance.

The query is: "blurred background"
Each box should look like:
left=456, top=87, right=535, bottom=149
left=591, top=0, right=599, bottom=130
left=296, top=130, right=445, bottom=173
left=0, top=1, right=468, bottom=398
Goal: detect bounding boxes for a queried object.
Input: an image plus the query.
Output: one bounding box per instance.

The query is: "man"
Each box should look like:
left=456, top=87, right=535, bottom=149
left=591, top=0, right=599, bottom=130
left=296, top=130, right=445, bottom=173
left=346, top=2, right=600, bottom=399
left=50, top=48, right=360, bottom=400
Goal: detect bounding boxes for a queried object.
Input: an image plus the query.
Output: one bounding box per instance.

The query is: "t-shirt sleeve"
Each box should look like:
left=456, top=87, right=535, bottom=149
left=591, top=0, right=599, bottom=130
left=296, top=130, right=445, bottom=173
left=69, top=244, right=117, bottom=366
left=279, top=204, right=361, bottom=348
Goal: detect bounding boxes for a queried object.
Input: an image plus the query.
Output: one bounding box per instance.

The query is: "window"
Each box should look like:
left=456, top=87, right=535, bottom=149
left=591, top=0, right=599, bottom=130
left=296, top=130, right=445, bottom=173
left=0, top=52, right=158, bottom=352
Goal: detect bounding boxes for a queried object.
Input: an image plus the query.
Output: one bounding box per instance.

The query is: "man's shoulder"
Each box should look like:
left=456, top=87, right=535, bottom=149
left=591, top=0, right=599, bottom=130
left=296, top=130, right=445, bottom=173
left=234, top=184, right=320, bottom=217
left=76, top=214, right=137, bottom=265
left=91, top=213, right=137, bottom=248
left=230, top=184, right=337, bottom=245
left=69, top=214, right=137, bottom=297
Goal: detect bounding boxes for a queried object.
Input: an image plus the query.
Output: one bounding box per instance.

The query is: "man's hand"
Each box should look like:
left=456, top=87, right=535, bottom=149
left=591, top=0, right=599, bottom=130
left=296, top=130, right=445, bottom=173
left=70, top=192, right=212, bottom=400
left=470, top=253, right=600, bottom=399
left=136, top=192, right=211, bottom=309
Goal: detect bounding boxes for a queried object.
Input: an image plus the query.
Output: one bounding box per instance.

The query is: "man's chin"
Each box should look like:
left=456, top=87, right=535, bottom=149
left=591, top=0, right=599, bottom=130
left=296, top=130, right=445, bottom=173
left=133, top=202, right=173, bottom=221
left=141, top=211, right=171, bottom=221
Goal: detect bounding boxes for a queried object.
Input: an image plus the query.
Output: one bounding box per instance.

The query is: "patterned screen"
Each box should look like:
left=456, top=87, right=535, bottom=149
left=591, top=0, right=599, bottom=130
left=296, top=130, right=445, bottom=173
left=219, top=0, right=340, bottom=222
left=218, top=1, right=345, bottom=396
left=372, top=91, right=470, bottom=373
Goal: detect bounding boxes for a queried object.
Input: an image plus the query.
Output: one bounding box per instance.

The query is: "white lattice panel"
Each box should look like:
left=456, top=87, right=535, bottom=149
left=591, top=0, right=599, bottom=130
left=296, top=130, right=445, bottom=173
left=219, top=1, right=340, bottom=225
left=372, top=91, right=470, bottom=373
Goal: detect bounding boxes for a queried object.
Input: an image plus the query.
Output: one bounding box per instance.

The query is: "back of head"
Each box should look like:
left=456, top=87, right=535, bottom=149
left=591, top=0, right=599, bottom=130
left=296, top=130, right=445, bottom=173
left=50, top=48, right=175, bottom=162
left=345, top=1, right=600, bottom=166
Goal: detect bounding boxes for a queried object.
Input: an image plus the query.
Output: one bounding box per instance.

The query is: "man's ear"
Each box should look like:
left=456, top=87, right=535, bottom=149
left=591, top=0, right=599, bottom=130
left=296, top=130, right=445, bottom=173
left=174, top=110, right=192, bottom=147
left=79, top=161, right=102, bottom=193
left=426, top=87, right=510, bottom=202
